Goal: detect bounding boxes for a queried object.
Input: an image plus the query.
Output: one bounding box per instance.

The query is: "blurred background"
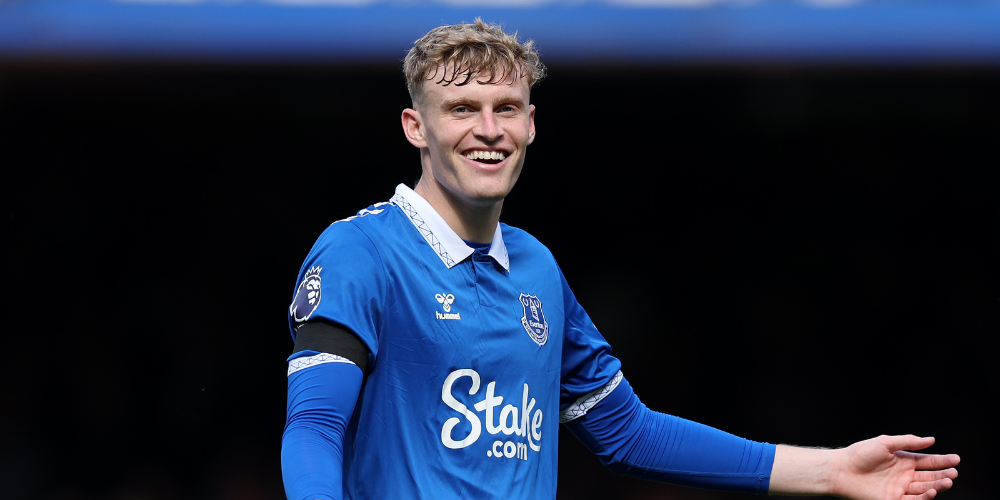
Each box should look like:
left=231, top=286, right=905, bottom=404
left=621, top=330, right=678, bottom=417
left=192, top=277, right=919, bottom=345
left=1, top=1, right=997, bottom=499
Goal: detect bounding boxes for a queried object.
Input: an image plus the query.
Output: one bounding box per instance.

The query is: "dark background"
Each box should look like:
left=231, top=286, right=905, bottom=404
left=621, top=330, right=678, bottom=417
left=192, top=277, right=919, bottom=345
left=1, top=61, right=996, bottom=500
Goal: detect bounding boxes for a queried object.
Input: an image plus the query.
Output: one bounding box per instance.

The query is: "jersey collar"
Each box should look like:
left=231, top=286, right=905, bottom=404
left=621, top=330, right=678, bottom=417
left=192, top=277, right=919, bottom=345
left=391, top=184, right=510, bottom=272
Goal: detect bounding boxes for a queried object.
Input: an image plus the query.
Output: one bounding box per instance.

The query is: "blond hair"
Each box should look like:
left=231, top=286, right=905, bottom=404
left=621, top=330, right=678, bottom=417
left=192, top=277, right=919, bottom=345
left=403, top=18, right=546, bottom=106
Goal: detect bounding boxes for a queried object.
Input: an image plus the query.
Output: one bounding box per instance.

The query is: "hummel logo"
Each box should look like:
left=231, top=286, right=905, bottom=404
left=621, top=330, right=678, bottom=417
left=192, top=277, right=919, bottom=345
left=435, top=293, right=461, bottom=320
left=435, top=293, right=455, bottom=312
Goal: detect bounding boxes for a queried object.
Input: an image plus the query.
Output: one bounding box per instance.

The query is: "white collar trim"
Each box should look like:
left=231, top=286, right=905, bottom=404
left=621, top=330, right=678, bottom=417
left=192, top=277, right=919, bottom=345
left=390, top=184, right=510, bottom=271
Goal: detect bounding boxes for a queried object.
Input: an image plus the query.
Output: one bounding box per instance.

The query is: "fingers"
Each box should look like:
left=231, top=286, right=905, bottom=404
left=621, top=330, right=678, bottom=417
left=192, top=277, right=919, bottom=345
left=903, top=489, right=938, bottom=500
left=906, top=478, right=955, bottom=495
left=879, top=434, right=935, bottom=452
left=904, top=453, right=962, bottom=470
left=913, top=468, right=959, bottom=482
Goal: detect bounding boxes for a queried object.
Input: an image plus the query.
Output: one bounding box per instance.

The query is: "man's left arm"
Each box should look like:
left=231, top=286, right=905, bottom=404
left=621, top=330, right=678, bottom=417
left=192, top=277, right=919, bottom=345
left=556, top=267, right=959, bottom=498
left=567, top=380, right=960, bottom=499
left=769, top=435, right=959, bottom=500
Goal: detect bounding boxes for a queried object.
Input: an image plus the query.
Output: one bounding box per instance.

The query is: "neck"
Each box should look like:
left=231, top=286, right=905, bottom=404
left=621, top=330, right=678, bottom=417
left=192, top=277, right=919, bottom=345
left=413, top=178, right=502, bottom=244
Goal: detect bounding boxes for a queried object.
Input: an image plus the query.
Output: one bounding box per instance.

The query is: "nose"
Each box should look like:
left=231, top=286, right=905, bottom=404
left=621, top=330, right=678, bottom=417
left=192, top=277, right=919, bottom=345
left=474, top=110, right=502, bottom=142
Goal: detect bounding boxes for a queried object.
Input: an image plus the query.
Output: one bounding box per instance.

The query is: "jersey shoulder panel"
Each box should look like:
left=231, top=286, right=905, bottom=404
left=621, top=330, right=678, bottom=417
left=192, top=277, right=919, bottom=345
left=498, top=222, right=559, bottom=268
left=288, top=202, right=400, bottom=358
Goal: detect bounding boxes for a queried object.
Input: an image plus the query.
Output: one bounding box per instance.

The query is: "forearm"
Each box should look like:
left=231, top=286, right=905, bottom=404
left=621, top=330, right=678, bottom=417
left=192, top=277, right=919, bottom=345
left=769, top=435, right=960, bottom=500
left=281, top=426, right=344, bottom=500
left=769, top=444, right=839, bottom=496
left=282, top=353, right=363, bottom=500
left=564, top=375, right=775, bottom=494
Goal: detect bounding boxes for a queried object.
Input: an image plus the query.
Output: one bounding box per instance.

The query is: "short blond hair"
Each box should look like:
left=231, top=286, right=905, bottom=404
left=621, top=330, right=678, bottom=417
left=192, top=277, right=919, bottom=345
left=404, top=18, right=546, bottom=106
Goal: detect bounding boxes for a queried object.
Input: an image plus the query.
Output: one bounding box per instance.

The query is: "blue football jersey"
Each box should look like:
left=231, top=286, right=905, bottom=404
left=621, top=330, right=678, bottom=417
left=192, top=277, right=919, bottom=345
left=287, top=184, right=623, bottom=500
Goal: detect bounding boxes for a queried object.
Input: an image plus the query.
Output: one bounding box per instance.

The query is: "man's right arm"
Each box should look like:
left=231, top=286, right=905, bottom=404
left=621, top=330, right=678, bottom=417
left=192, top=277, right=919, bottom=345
left=281, top=322, right=370, bottom=500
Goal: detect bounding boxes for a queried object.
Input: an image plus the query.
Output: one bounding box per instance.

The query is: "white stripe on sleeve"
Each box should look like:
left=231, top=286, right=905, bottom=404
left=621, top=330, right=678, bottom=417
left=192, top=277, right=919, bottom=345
left=559, top=370, right=624, bottom=423
left=287, top=353, right=356, bottom=376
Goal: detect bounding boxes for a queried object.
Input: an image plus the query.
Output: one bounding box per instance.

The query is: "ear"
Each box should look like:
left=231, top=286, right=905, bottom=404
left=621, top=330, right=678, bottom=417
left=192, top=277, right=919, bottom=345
left=402, top=108, right=427, bottom=148
left=527, top=104, right=536, bottom=145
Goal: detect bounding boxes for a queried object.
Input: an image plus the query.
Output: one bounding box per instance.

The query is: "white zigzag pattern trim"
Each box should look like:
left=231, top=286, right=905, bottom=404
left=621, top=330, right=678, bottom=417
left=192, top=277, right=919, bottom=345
left=287, top=353, right=355, bottom=376
left=559, top=370, right=624, bottom=423
left=390, top=194, right=456, bottom=267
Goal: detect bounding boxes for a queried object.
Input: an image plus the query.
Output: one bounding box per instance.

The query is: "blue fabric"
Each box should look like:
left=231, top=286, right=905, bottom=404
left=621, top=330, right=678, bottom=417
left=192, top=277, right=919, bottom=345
left=286, top=208, right=387, bottom=365
left=283, top=187, right=770, bottom=498
left=282, top=355, right=364, bottom=500
left=283, top=187, right=771, bottom=498
left=565, top=376, right=775, bottom=494
left=284, top=186, right=622, bottom=499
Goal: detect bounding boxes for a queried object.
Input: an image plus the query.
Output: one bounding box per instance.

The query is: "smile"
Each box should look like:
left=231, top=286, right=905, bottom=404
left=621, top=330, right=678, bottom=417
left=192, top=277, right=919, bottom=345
left=464, top=150, right=507, bottom=165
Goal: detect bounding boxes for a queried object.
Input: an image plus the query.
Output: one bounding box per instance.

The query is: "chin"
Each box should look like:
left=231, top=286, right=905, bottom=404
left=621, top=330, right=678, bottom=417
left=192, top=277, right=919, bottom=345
left=468, top=191, right=508, bottom=206
left=458, top=184, right=508, bottom=204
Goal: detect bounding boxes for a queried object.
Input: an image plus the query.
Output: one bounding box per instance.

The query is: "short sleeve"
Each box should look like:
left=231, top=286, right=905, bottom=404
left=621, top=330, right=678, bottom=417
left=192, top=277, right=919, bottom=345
left=559, top=267, right=623, bottom=413
left=287, top=221, right=386, bottom=360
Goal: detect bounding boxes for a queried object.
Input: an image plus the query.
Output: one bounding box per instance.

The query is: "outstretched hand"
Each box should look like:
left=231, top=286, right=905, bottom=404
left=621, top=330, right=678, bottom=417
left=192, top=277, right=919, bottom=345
left=832, top=435, right=960, bottom=500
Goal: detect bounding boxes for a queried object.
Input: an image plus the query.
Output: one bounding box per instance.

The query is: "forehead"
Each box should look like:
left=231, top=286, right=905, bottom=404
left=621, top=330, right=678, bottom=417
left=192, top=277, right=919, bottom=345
left=420, top=66, right=530, bottom=107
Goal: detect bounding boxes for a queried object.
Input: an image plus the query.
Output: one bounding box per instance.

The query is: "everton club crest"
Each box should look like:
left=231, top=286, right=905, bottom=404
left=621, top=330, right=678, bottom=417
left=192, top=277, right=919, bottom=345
left=289, top=266, right=323, bottom=322
left=518, top=293, right=548, bottom=346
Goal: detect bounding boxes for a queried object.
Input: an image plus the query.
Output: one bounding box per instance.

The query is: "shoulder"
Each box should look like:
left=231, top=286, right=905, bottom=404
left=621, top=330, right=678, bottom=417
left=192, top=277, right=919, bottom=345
left=501, top=223, right=564, bottom=296
left=500, top=222, right=556, bottom=263
left=297, top=201, right=415, bottom=280
left=311, top=201, right=407, bottom=249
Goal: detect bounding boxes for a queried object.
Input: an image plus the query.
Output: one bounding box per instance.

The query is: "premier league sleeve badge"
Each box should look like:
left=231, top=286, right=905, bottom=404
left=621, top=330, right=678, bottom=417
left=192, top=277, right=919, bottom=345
left=519, top=293, right=549, bottom=346
left=289, top=266, right=323, bottom=323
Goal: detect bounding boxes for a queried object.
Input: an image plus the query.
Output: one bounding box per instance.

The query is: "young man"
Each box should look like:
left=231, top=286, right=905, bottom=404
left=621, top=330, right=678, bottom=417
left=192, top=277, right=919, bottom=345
left=281, top=19, right=959, bottom=500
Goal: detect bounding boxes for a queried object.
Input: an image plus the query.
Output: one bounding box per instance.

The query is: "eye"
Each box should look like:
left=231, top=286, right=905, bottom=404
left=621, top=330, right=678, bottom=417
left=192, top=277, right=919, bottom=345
left=454, top=106, right=469, bottom=114
left=499, top=105, right=516, bottom=113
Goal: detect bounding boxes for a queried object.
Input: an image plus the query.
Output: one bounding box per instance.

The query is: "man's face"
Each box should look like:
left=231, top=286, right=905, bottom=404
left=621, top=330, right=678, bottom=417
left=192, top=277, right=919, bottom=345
left=404, top=68, right=536, bottom=211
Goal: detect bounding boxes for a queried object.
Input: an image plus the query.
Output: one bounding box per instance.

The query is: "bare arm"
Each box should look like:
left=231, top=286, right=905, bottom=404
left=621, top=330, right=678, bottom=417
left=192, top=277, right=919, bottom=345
left=770, top=435, right=960, bottom=500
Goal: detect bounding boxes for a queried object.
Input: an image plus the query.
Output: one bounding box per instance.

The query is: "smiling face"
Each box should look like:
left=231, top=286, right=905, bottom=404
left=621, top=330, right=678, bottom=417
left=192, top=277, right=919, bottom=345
left=403, top=67, right=536, bottom=222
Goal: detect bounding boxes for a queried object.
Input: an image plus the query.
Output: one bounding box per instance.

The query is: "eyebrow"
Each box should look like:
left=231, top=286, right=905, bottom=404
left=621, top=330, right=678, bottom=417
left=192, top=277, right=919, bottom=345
left=439, top=96, right=527, bottom=110
left=440, top=98, right=474, bottom=109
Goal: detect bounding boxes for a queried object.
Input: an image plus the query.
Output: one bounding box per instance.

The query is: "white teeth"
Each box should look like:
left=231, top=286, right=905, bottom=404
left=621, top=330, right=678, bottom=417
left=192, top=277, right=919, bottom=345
left=466, top=151, right=506, bottom=161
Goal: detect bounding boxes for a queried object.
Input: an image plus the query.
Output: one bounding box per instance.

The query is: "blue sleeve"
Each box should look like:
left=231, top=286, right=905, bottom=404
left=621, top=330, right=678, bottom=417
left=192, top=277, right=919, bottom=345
left=281, top=352, right=364, bottom=500
left=563, top=375, right=776, bottom=494
left=288, top=220, right=386, bottom=362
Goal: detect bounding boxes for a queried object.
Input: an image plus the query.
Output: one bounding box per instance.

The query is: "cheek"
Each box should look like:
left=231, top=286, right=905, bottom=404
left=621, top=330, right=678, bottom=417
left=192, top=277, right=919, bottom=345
left=434, top=126, right=471, bottom=150
left=513, top=120, right=534, bottom=145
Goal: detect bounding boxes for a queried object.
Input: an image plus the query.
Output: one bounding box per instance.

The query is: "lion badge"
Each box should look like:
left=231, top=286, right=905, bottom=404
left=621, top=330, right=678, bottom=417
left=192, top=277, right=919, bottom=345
left=289, top=266, right=323, bottom=322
